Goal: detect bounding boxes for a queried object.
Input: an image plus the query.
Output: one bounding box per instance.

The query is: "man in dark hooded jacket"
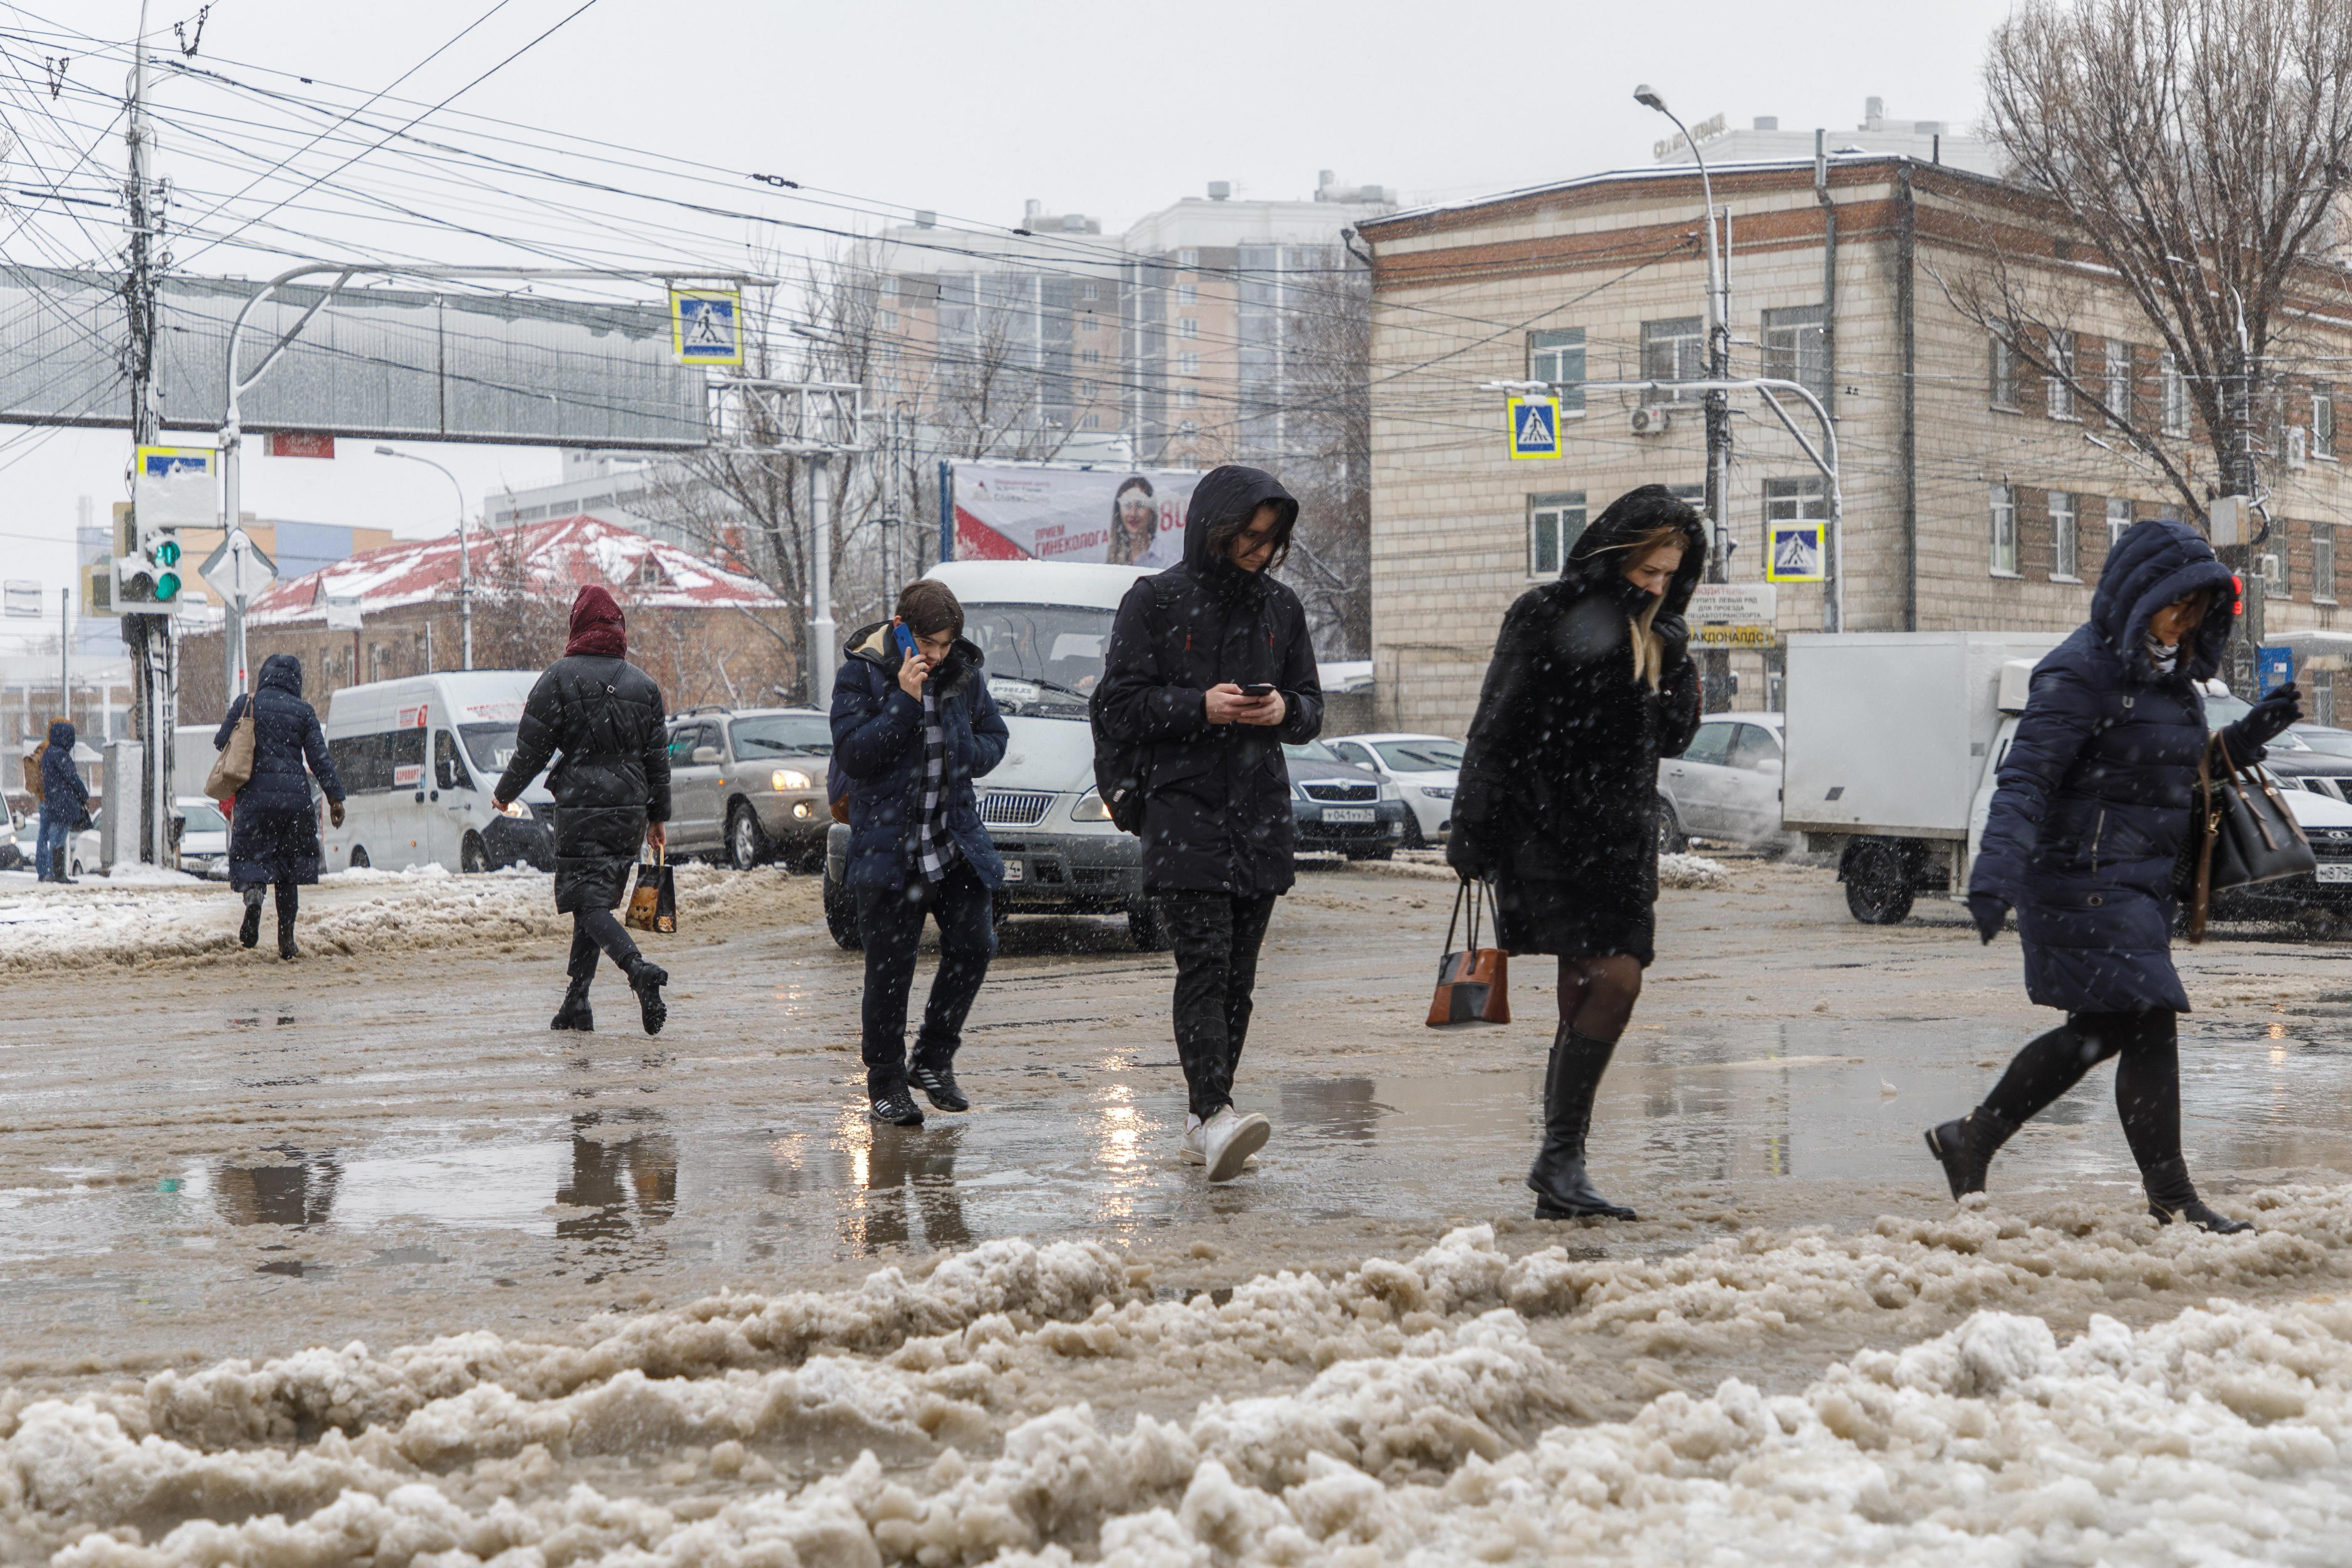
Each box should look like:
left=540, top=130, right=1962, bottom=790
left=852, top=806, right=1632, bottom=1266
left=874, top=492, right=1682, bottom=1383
left=36, top=719, right=88, bottom=883
left=495, top=585, right=673, bottom=1036
left=1097, top=465, right=1323, bottom=1181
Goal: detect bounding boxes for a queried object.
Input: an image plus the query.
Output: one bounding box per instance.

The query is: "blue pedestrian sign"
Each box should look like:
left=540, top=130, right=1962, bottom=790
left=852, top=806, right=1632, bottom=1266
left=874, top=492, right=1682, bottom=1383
left=2257, top=644, right=2295, bottom=697
left=669, top=287, right=745, bottom=366
left=1506, top=395, right=1562, bottom=460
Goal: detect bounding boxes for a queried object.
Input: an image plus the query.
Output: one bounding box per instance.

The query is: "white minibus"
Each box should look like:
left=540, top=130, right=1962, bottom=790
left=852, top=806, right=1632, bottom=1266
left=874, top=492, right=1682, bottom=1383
left=321, top=672, right=555, bottom=872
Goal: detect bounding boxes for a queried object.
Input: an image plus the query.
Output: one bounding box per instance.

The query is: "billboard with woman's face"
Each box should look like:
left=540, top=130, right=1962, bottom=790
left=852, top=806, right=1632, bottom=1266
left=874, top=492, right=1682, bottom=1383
left=951, top=462, right=1203, bottom=568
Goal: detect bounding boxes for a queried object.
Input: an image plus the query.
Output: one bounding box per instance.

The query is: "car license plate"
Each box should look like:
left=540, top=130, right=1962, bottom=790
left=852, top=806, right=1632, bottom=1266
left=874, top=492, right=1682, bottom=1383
left=1003, top=861, right=1024, bottom=882
left=2318, top=862, right=2352, bottom=884
left=1323, top=807, right=1375, bottom=824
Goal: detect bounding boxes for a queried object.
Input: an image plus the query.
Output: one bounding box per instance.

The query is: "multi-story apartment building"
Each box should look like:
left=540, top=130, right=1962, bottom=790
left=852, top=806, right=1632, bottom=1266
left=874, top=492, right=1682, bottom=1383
left=1359, top=156, right=2352, bottom=734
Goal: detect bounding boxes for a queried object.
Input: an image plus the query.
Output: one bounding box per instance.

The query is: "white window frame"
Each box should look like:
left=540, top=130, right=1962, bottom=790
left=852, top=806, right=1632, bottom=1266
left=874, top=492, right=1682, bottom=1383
left=1641, top=317, right=1706, bottom=401
left=1080, top=348, right=1100, bottom=365
left=879, top=309, right=898, bottom=332
left=1080, top=281, right=1099, bottom=302
left=1528, top=328, right=1587, bottom=414
left=1177, top=385, right=1198, bottom=408
left=2315, top=388, right=2337, bottom=460
left=1990, top=483, right=2019, bottom=575
left=2161, top=351, right=2189, bottom=436
left=1528, top=491, right=1587, bottom=578
left=1177, top=283, right=1199, bottom=306
left=2050, top=490, right=2079, bottom=580
left=1761, top=304, right=1828, bottom=400
left=1177, top=350, right=1200, bottom=376
left=2106, top=496, right=2133, bottom=548
left=2047, top=330, right=2076, bottom=420
left=1178, top=317, right=1199, bottom=340
left=2105, top=339, right=2132, bottom=421
left=2317, top=522, right=2338, bottom=605
left=1990, top=327, right=2019, bottom=409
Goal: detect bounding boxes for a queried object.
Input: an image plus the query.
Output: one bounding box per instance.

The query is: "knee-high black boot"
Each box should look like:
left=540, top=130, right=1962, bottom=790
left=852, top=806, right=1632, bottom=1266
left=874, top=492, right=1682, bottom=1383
left=1528, top=1025, right=1636, bottom=1220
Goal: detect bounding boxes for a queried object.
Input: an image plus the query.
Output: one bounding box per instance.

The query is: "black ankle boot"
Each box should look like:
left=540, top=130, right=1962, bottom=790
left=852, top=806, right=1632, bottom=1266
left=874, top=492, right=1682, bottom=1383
left=277, top=918, right=299, bottom=960
left=628, top=958, right=667, bottom=1036
left=2142, top=1156, right=2252, bottom=1234
left=551, top=976, right=594, bottom=1032
left=1528, top=1026, right=1636, bottom=1220
left=1924, top=1106, right=2018, bottom=1200
left=239, top=899, right=262, bottom=949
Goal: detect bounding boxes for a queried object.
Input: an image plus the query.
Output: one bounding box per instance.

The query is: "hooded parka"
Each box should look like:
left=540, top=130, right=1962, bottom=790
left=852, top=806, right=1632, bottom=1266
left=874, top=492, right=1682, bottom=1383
left=38, top=719, right=87, bottom=820
left=1971, top=519, right=2251, bottom=1014
left=1096, top=465, right=1325, bottom=897
left=1448, top=487, right=1708, bottom=962
left=495, top=589, right=671, bottom=914
left=216, top=654, right=343, bottom=888
left=830, top=621, right=1009, bottom=893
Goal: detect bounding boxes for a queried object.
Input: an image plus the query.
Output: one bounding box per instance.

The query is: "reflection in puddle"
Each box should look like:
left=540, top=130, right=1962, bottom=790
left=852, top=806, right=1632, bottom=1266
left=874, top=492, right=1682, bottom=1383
left=557, top=1111, right=676, bottom=1246
left=841, top=1117, right=969, bottom=1254
left=216, top=1145, right=340, bottom=1227
left=1281, top=1077, right=1386, bottom=1141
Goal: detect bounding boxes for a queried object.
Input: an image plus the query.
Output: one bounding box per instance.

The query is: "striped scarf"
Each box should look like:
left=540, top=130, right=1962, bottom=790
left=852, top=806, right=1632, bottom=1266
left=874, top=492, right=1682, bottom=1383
left=915, top=681, right=959, bottom=882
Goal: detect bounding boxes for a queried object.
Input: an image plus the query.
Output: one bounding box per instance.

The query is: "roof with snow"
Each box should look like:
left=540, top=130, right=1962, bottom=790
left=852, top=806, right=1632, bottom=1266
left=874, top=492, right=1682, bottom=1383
left=246, top=515, right=785, bottom=627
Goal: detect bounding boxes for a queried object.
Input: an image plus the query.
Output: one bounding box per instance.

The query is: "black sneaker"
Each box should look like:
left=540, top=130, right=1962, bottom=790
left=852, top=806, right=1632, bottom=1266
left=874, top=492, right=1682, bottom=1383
left=869, top=1085, right=925, bottom=1126
left=910, top=1062, right=969, bottom=1112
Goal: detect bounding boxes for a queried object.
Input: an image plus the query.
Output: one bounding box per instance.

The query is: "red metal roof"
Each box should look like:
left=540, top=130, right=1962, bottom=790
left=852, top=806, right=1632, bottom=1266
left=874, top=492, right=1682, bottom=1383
left=248, top=514, right=786, bottom=626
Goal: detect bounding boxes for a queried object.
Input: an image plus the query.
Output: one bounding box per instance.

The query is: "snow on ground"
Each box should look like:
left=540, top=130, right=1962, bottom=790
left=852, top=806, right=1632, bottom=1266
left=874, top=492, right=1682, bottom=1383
left=13, top=1186, right=2352, bottom=1564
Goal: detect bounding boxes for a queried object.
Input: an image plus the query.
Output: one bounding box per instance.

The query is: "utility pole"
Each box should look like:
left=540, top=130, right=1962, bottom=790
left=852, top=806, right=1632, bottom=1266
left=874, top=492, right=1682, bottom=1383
left=123, top=0, right=172, bottom=865
left=58, top=587, right=69, bottom=729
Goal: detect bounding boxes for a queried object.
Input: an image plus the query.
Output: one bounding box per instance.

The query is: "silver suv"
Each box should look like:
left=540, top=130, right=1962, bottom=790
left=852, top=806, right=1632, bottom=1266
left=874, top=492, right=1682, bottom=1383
left=662, top=706, right=833, bottom=870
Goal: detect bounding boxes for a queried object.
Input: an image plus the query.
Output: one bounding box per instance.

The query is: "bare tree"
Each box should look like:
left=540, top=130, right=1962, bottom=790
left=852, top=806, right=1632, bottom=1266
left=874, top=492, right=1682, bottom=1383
left=1273, top=250, right=1373, bottom=657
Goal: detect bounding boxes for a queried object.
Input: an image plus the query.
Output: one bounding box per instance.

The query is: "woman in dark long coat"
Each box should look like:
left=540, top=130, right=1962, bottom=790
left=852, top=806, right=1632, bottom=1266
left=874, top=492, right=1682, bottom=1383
left=1934, top=519, right=2299, bottom=1232
left=1449, top=484, right=1707, bottom=1221
left=493, top=585, right=674, bottom=1036
left=216, top=652, right=346, bottom=959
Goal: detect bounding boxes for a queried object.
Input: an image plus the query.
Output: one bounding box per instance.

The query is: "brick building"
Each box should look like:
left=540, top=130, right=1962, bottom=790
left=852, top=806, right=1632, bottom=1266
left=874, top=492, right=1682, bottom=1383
left=1357, top=156, right=2352, bottom=733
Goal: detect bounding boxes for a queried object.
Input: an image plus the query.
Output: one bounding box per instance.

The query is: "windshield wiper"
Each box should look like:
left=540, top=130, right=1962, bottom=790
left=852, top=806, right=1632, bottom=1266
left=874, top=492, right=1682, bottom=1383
left=996, top=673, right=1091, bottom=703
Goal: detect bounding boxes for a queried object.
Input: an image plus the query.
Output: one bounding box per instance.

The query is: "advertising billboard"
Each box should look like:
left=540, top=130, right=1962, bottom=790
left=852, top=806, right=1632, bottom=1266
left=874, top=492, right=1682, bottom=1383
left=950, top=462, right=1205, bottom=568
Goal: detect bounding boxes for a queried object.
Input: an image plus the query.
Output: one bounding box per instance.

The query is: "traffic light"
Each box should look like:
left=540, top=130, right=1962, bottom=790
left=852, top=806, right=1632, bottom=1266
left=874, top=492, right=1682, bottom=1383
left=2232, top=572, right=2245, bottom=618
left=114, top=507, right=183, bottom=610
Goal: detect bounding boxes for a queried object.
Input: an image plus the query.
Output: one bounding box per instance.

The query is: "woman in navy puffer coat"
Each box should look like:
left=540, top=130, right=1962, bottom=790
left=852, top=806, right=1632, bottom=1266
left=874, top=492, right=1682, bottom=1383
left=1928, top=519, right=2299, bottom=1232
left=216, top=653, right=345, bottom=958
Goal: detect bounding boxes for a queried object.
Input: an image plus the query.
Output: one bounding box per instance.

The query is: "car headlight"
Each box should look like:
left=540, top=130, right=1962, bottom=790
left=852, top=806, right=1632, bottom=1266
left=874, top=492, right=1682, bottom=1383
left=1072, top=789, right=1113, bottom=822
left=771, top=768, right=812, bottom=792
left=1421, top=785, right=1456, bottom=800
left=497, top=798, right=532, bottom=819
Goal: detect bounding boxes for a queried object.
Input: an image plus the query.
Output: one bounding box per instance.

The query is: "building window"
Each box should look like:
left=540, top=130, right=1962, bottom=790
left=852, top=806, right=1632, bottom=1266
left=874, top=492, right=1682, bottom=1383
left=2316, top=389, right=2336, bottom=459
left=1081, top=281, right=1099, bottom=301
left=1081, top=315, right=1097, bottom=334
left=1178, top=350, right=1200, bottom=376
left=1083, top=411, right=1101, bottom=430
left=1177, top=283, right=1198, bottom=306
left=1528, top=328, right=1587, bottom=412
left=1761, top=304, right=1828, bottom=400
left=1177, top=386, right=1198, bottom=408
left=1179, top=317, right=1199, bottom=339
left=1528, top=492, right=1586, bottom=577
left=1990, top=328, right=2019, bottom=408
left=1641, top=316, right=1705, bottom=400
left=1990, top=484, right=2019, bottom=574
left=2105, top=339, right=2132, bottom=422
left=2047, top=329, right=2075, bottom=420
left=2107, top=495, right=2133, bottom=547
left=2051, top=490, right=2079, bottom=579
left=879, top=309, right=898, bottom=331
left=1081, top=348, right=1100, bottom=365
left=2161, top=351, right=2188, bottom=436
left=2317, top=522, right=2338, bottom=605
left=1177, top=248, right=1199, bottom=267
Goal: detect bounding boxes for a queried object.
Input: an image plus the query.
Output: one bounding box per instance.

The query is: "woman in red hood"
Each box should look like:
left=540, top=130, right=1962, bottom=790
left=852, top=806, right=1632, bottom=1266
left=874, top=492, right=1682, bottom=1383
left=493, top=585, right=675, bottom=1034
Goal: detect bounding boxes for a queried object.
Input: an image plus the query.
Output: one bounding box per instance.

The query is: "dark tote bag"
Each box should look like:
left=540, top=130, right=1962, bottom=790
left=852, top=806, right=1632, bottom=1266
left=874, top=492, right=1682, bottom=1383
left=2182, top=734, right=2315, bottom=942
left=625, top=847, right=678, bottom=934
left=1427, top=877, right=1510, bottom=1027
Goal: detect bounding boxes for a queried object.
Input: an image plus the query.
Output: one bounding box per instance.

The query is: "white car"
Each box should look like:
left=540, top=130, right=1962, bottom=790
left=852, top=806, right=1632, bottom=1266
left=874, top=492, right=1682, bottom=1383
left=1326, top=733, right=1461, bottom=846
left=175, top=795, right=230, bottom=880
left=1657, top=713, right=1788, bottom=851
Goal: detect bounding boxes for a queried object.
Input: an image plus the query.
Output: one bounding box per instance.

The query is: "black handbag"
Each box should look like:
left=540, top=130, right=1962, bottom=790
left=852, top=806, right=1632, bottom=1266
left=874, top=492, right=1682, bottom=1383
left=2183, top=734, right=2316, bottom=941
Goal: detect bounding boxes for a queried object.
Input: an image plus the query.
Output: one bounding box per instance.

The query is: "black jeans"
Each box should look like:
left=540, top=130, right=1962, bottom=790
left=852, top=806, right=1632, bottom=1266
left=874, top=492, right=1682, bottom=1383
left=1161, top=891, right=1278, bottom=1121
left=1980, top=1009, right=2182, bottom=1173
left=567, top=905, right=641, bottom=986
left=855, top=863, right=995, bottom=1096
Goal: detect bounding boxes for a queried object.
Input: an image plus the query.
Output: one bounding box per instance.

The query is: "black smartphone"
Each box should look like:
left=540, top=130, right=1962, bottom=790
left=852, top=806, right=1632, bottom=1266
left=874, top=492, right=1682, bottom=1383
left=1239, top=682, right=1276, bottom=698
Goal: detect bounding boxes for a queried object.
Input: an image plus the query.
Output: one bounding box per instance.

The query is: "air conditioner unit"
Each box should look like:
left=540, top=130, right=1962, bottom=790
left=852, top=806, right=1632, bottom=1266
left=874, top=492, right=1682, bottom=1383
left=1630, top=405, right=1674, bottom=436
left=2289, top=426, right=2311, bottom=470
left=2260, top=552, right=2284, bottom=593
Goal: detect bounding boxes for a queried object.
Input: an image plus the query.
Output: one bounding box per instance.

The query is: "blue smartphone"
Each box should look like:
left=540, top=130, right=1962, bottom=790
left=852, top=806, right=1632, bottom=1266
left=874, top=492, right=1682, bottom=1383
left=894, top=623, right=918, bottom=659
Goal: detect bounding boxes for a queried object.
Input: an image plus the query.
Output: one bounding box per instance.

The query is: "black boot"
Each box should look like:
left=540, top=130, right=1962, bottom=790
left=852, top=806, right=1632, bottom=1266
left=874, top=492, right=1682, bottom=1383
left=239, top=897, right=262, bottom=950
left=628, top=958, right=668, bottom=1036
left=2142, top=1156, right=2253, bottom=1234
left=277, top=916, right=299, bottom=960
left=1528, top=1026, right=1636, bottom=1220
left=51, top=847, right=73, bottom=885
left=1923, top=1106, right=2019, bottom=1200
left=551, top=976, right=594, bottom=1032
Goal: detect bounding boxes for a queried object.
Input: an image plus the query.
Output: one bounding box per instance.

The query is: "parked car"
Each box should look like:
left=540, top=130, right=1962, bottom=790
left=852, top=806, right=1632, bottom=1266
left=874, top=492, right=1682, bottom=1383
left=175, top=795, right=230, bottom=880
left=1327, top=733, right=1461, bottom=846
left=1657, top=713, right=1788, bottom=852
left=1282, top=739, right=1411, bottom=861
left=71, top=808, right=100, bottom=878
left=2202, top=778, right=2352, bottom=924
left=0, top=807, right=21, bottom=871
left=2291, top=724, right=2352, bottom=759
left=2205, top=692, right=2352, bottom=799
left=662, top=706, right=833, bottom=870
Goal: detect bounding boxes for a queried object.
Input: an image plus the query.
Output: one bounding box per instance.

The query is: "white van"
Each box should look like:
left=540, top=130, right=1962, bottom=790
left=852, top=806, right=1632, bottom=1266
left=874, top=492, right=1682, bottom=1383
left=321, top=672, right=556, bottom=873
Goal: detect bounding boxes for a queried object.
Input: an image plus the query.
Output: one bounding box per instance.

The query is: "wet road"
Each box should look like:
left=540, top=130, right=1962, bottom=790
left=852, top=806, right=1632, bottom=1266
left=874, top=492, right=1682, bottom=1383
left=5, top=857, right=2351, bottom=1370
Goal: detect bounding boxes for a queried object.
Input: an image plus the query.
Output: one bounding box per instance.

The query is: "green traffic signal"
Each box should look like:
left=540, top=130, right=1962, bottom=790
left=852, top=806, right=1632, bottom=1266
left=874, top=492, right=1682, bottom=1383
left=156, top=569, right=180, bottom=602
left=155, top=538, right=180, bottom=567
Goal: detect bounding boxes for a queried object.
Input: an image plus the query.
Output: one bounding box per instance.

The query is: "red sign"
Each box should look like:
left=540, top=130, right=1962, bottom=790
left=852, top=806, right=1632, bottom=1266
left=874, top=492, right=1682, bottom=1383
left=268, top=432, right=336, bottom=459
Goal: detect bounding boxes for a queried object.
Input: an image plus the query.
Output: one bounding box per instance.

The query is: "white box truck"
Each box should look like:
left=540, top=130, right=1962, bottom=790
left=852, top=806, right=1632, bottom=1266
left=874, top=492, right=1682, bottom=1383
left=1782, top=631, right=2065, bottom=924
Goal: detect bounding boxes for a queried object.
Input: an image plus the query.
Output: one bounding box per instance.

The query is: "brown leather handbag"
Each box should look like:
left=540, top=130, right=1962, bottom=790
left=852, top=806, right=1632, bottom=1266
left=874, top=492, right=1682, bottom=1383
left=1427, top=878, right=1510, bottom=1026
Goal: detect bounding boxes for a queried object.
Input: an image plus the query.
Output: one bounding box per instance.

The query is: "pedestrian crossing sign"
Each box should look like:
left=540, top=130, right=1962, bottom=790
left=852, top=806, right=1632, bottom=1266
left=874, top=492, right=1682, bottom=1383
left=669, top=287, right=745, bottom=366
left=1766, top=520, right=1827, bottom=583
left=1506, top=396, right=1562, bottom=459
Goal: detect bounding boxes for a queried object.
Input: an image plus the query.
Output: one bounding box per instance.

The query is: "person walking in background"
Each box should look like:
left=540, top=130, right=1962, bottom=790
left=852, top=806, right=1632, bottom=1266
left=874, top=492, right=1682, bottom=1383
left=493, top=585, right=673, bottom=1036
left=35, top=718, right=87, bottom=884
left=1931, top=519, right=2301, bottom=1234
left=215, top=657, right=345, bottom=956
left=832, top=579, right=1008, bottom=1128
left=1448, top=485, right=1707, bottom=1222
left=1097, top=465, right=1324, bottom=1182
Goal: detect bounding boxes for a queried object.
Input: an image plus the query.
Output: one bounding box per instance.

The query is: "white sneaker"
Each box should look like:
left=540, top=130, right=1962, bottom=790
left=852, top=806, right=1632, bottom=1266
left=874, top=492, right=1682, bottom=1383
left=1200, top=1107, right=1271, bottom=1183
left=1181, top=1114, right=1206, bottom=1164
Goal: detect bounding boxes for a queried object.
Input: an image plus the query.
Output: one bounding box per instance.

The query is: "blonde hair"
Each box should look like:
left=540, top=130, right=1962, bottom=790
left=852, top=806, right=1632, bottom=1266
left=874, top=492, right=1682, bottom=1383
left=1621, top=526, right=1688, bottom=690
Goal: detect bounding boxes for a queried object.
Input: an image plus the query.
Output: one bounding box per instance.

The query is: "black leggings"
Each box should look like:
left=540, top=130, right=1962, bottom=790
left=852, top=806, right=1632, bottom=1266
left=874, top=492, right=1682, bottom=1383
left=1980, top=1010, right=2181, bottom=1172
left=242, top=882, right=300, bottom=924
left=567, top=905, right=640, bottom=984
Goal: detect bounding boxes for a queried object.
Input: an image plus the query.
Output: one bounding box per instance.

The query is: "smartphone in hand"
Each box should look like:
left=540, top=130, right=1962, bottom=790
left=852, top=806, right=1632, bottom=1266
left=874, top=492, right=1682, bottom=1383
left=1239, top=682, right=1276, bottom=698
left=894, top=623, right=919, bottom=660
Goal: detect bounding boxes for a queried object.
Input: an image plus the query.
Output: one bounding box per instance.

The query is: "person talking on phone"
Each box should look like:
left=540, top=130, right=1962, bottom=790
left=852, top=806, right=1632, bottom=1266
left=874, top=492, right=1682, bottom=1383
left=1097, top=466, right=1324, bottom=1181
left=832, top=579, right=1009, bottom=1127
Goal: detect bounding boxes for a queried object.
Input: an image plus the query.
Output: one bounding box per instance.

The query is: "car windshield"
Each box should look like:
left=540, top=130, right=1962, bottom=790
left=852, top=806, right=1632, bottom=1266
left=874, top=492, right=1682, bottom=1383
left=730, top=715, right=833, bottom=757
left=459, top=723, right=520, bottom=774
left=2296, top=728, right=2352, bottom=758
left=1284, top=740, right=1347, bottom=766
left=962, top=604, right=1112, bottom=713
left=1375, top=739, right=1463, bottom=772
left=178, top=801, right=226, bottom=832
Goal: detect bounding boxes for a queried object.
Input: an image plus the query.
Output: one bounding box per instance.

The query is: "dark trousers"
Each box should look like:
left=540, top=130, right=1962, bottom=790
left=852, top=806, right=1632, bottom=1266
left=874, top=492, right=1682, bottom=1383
left=1981, top=1009, right=2181, bottom=1172
left=855, top=863, right=995, bottom=1095
left=241, top=882, right=301, bottom=925
left=567, top=905, right=641, bottom=986
left=1162, top=891, right=1278, bottom=1121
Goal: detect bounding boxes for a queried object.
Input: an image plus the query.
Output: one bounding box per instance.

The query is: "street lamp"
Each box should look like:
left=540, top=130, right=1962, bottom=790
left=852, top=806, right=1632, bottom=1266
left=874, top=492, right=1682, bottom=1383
left=1635, top=84, right=1732, bottom=587
left=375, top=445, right=471, bottom=670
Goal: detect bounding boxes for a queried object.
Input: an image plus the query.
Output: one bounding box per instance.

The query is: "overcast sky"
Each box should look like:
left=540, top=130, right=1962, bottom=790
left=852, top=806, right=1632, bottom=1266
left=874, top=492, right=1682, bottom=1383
left=0, top=0, right=2018, bottom=653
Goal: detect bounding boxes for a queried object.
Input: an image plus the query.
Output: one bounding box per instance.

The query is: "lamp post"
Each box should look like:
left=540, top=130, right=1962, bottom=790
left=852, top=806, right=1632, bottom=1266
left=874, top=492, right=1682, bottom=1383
left=1635, top=85, right=1732, bottom=589
left=375, top=445, right=470, bottom=669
